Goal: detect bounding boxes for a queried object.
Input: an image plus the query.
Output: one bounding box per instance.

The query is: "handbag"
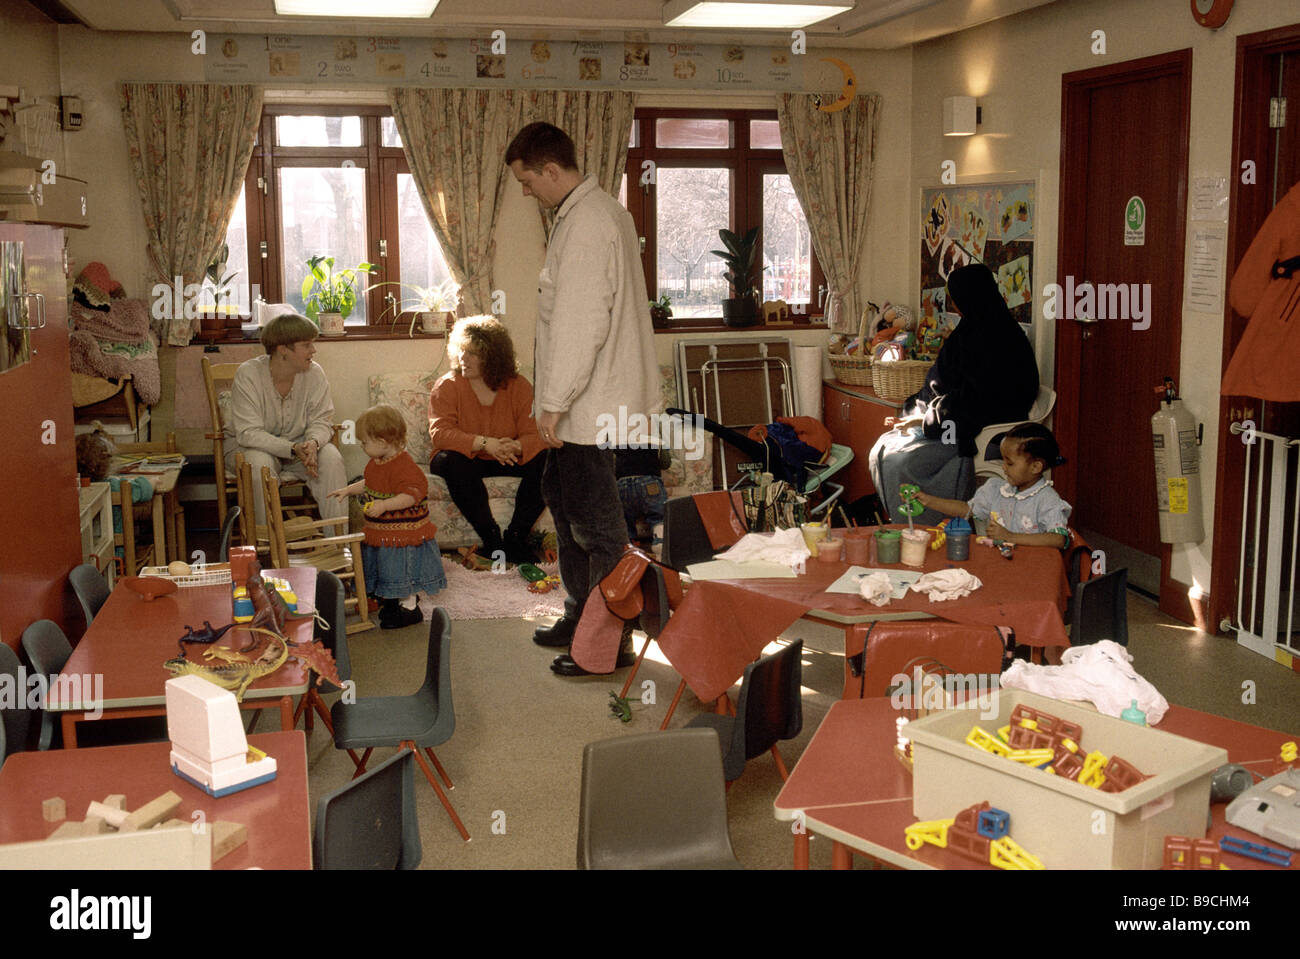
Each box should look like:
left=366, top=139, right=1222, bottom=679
left=599, top=546, right=683, bottom=620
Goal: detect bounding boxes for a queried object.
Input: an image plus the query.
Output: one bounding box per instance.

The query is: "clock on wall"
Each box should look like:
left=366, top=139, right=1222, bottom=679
left=1191, top=0, right=1233, bottom=29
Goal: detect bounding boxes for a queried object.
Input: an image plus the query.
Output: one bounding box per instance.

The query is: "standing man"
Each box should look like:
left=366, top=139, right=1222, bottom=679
left=506, top=121, right=659, bottom=677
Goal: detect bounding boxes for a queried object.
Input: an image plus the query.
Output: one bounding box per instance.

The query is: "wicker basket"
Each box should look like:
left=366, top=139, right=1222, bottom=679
left=140, top=563, right=232, bottom=588
left=872, top=359, right=931, bottom=403
left=827, top=303, right=874, bottom=386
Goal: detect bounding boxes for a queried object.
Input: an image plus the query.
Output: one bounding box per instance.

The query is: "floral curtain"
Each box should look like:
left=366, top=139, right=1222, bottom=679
left=776, top=93, right=881, bottom=333
left=389, top=88, right=635, bottom=312
left=390, top=88, right=529, bottom=315
left=120, top=83, right=262, bottom=346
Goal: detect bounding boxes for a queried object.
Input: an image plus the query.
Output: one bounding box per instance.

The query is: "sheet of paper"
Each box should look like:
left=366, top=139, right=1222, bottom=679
left=1185, top=224, right=1226, bottom=314
left=686, top=559, right=797, bottom=580
left=825, top=566, right=922, bottom=598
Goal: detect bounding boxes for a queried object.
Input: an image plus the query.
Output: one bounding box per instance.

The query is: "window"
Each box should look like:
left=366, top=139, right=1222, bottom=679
left=623, top=108, right=823, bottom=326
left=217, top=105, right=451, bottom=337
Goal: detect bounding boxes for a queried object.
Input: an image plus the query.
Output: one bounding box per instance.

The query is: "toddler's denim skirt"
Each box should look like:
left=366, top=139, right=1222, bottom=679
left=362, top=541, right=446, bottom=599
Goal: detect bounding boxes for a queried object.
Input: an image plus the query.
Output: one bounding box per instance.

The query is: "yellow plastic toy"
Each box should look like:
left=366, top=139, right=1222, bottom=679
left=990, top=835, right=1045, bottom=870
left=1005, top=748, right=1056, bottom=765
left=1078, top=750, right=1108, bottom=788
left=904, top=818, right=954, bottom=850
left=997, top=725, right=1011, bottom=742
left=966, top=726, right=1011, bottom=757
left=1282, top=741, right=1297, bottom=763
left=1018, top=718, right=1038, bottom=730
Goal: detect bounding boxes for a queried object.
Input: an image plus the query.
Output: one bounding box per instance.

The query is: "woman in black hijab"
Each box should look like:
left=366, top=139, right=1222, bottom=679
left=868, top=263, right=1039, bottom=523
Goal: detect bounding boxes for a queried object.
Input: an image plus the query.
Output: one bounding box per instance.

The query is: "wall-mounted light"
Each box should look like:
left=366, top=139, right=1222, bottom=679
left=943, top=96, right=981, bottom=136
left=274, top=0, right=438, bottom=16
left=663, top=0, right=854, bottom=29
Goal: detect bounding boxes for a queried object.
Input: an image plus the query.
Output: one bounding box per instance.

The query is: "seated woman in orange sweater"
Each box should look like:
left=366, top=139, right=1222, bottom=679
left=427, top=316, right=546, bottom=564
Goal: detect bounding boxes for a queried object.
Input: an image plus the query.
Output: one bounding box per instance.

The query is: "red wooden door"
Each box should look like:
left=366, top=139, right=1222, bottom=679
left=1056, top=50, right=1191, bottom=602
left=0, top=224, right=80, bottom=648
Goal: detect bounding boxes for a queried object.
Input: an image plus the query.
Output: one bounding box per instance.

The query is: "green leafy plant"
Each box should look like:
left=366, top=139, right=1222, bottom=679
left=300, top=254, right=376, bottom=323
left=648, top=292, right=672, bottom=328
left=204, top=243, right=240, bottom=316
left=369, top=277, right=461, bottom=335
left=710, top=227, right=761, bottom=299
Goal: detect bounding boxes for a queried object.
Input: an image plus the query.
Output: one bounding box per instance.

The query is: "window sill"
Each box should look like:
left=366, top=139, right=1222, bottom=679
left=653, top=319, right=827, bottom=334
left=191, top=329, right=448, bottom=346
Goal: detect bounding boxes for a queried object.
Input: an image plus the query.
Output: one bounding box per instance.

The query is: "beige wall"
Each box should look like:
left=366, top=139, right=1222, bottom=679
left=0, top=1, right=65, bottom=170
left=909, top=0, right=1300, bottom=594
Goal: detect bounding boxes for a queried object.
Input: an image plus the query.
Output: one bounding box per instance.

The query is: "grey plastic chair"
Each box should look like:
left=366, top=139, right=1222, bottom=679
left=686, top=639, right=804, bottom=783
left=294, top=571, right=355, bottom=748
left=70, top=564, right=112, bottom=628
left=1070, top=567, right=1129, bottom=647
left=329, top=608, right=468, bottom=841
left=314, top=748, right=422, bottom=870
left=0, top=643, right=32, bottom=766
left=20, top=620, right=72, bottom=751
left=578, top=728, right=742, bottom=870
left=218, top=504, right=241, bottom=562
left=661, top=495, right=717, bottom=571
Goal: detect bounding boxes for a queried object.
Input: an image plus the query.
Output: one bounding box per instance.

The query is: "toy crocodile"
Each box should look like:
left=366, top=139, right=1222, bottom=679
left=163, top=627, right=288, bottom=701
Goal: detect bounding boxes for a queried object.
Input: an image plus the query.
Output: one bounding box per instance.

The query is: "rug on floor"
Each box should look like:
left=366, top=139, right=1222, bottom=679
left=421, top=555, right=568, bottom=620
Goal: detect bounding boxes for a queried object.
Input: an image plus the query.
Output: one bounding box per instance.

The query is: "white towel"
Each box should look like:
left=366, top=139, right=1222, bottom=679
left=999, top=640, right=1169, bottom=724
left=858, top=571, right=894, bottom=606
left=908, top=568, right=983, bottom=601
left=716, top=527, right=811, bottom=572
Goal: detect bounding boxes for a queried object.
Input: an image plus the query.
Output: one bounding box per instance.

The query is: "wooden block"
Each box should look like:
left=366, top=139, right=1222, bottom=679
left=42, top=797, right=66, bottom=822
left=47, top=821, right=82, bottom=839
left=85, top=801, right=128, bottom=829
left=153, top=818, right=188, bottom=830
left=82, top=817, right=109, bottom=836
left=118, top=791, right=182, bottom=833
left=102, top=794, right=126, bottom=811
left=210, top=821, right=247, bottom=863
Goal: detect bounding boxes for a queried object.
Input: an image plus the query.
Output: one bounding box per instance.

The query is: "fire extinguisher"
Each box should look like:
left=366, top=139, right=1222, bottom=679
left=1150, top=377, right=1204, bottom=544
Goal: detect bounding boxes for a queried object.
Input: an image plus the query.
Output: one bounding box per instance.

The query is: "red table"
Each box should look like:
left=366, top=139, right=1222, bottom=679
left=49, top=567, right=316, bottom=747
left=657, top=535, right=1069, bottom=703
left=0, top=730, right=311, bottom=869
left=773, top=698, right=1298, bottom=870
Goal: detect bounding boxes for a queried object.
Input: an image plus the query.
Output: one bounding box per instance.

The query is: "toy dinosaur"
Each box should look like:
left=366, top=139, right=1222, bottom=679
left=246, top=570, right=290, bottom=637
left=608, top=690, right=633, bottom=723
left=286, top=638, right=345, bottom=689
left=177, top=620, right=235, bottom=655
left=164, top=628, right=289, bottom=701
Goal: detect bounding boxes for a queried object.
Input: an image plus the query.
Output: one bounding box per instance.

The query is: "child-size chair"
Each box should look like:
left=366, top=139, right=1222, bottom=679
left=973, top=385, right=1058, bottom=483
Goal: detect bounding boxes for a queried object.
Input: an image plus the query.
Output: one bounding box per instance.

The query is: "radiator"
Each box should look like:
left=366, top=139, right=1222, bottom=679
left=1229, top=423, right=1300, bottom=660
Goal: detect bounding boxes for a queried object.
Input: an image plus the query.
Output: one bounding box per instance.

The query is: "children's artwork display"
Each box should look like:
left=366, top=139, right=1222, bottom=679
left=921, top=180, right=1036, bottom=327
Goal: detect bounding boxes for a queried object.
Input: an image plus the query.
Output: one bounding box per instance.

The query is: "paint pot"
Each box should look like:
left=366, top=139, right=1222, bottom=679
left=900, top=529, right=931, bottom=567
left=816, top=538, right=843, bottom=563
left=844, top=529, right=872, bottom=565
left=946, top=530, right=971, bottom=561
left=874, top=528, right=902, bottom=564
left=801, top=522, right=828, bottom=552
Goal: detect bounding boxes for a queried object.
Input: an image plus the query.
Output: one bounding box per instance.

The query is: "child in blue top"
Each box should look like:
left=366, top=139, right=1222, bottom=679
left=916, top=422, right=1071, bottom=548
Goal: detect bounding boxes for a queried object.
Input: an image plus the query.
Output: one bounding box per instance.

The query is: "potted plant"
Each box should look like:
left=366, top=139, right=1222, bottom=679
left=711, top=226, right=762, bottom=327
left=370, top=277, right=461, bottom=336
left=199, top=243, right=239, bottom=336
left=649, top=293, right=673, bottom=330
left=300, top=254, right=375, bottom=336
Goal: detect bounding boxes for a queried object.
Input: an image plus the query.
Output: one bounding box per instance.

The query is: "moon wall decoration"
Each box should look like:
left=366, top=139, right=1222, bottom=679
left=818, top=57, right=857, bottom=113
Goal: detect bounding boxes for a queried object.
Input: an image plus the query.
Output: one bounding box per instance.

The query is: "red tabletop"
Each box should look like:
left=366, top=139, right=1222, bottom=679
left=774, top=698, right=1298, bottom=870
left=657, top=534, right=1068, bottom=702
left=50, top=567, right=316, bottom=711
left=0, top=731, right=312, bottom=869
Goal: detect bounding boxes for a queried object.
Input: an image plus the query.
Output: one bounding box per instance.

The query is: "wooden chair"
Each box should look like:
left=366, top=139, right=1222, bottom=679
left=114, top=432, right=185, bottom=573
left=259, top=465, right=374, bottom=634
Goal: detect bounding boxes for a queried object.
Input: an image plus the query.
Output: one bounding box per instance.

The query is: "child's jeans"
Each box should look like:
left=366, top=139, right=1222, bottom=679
left=617, top=474, right=667, bottom=549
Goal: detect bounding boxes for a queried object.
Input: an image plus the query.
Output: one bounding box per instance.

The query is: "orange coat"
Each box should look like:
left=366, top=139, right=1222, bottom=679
left=1223, top=179, right=1300, bottom=400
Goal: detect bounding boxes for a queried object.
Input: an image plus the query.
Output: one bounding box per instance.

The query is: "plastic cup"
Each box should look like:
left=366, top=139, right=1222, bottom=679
left=946, top=530, right=972, bottom=561
left=900, top=529, right=931, bottom=567
left=816, top=538, right=843, bottom=563
left=844, top=529, right=872, bottom=565
left=875, top=528, right=902, bottom=564
left=801, top=522, right=828, bottom=552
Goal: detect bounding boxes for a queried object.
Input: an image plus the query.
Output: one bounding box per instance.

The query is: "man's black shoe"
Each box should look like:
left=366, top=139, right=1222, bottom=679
left=533, top=617, right=577, bottom=647
left=549, top=648, right=637, bottom=676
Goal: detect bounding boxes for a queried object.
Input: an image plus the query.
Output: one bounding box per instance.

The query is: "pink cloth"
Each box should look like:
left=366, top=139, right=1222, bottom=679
left=68, top=330, right=161, bottom=405
left=70, top=299, right=151, bottom=345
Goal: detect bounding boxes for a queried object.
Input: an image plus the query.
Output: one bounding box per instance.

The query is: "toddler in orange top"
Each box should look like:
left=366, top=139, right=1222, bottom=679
left=330, top=404, right=445, bottom=630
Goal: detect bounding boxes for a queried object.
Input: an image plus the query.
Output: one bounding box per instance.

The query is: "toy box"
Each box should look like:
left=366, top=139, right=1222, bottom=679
left=165, top=675, right=277, bottom=797
left=906, top=690, right=1226, bottom=869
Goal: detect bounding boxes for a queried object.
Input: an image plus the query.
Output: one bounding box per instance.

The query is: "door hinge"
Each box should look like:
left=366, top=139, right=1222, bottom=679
left=257, top=175, right=268, bottom=195
left=378, top=239, right=388, bottom=258
left=1269, top=97, right=1287, bottom=129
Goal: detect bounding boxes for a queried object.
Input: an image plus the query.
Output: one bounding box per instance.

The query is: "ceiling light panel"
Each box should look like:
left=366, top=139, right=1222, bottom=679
left=663, top=1, right=854, bottom=29
left=274, top=0, right=438, bottom=17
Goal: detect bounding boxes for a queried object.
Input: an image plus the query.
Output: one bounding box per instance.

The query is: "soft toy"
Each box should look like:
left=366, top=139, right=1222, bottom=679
left=869, top=301, right=916, bottom=348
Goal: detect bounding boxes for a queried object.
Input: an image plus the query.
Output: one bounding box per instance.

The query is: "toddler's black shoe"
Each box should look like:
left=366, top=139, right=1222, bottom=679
left=380, top=603, right=423, bottom=630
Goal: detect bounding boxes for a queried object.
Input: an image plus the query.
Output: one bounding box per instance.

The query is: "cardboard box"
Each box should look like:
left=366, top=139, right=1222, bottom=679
left=906, top=690, right=1227, bottom=869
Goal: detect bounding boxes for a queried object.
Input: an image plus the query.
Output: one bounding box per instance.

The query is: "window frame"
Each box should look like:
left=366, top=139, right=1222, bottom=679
left=222, top=104, right=439, bottom=340
left=623, top=107, right=825, bottom=330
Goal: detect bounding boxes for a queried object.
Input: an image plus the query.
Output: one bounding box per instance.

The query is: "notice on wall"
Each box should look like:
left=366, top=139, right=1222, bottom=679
left=1190, top=175, right=1229, bottom=222
left=1185, top=224, right=1226, bottom=314
left=1124, top=196, right=1146, bottom=246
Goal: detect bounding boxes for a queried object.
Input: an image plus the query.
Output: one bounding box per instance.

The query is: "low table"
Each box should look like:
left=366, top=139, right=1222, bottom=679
left=48, top=567, right=316, bottom=747
left=773, top=698, right=1298, bottom=870
left=0, top=730, right=311, bottom=869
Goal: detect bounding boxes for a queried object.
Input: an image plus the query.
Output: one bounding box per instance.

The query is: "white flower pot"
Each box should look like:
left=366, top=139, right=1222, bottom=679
left=317, top=312, right=345, bottom=336
left=420, top=310, right=452, bottom=334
